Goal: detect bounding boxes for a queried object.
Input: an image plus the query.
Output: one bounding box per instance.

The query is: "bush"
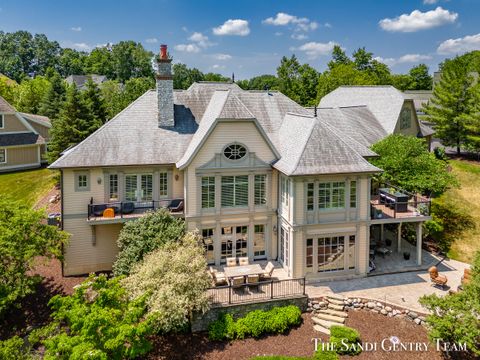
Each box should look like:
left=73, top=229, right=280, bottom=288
left=434, top=146, right=448, bottom=161
left=32, top=274, right=155, bottom=359
left=208, top=305, right=302, bottom=341
left=329, top=325, right=362, bottom=356
left=313, top=348, right=339, bottom=360
left=113, top=209, right=185, bottom=276
left=122, top=232, right=211, bottom=334
left=0, top=336, right=30, bottom=360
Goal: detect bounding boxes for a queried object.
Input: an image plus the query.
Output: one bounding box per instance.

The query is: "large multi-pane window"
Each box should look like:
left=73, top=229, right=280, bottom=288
left=202, top=228, right=215, bottom=264
left=201, top=176, right=215, bottom=208
left=124, top=174, right=152, bottom=201
left=109, top=174, right=118, bottom=200
left=306, top=238, right=313, bottom=268
left=221, top=175, right=248, bottom=207
left=254, top=224, right=266, bottom=257
left=306, top=183, right=314, bottom=211
left=159, top=172, right=168, bottom=197
left=281, top=177, right=290, bottom=207
left=319, top=182, right=345, bottom=209
left=254, top=174, right=267, bottom=205
left=350, top=181, right=357, bottom=208
left=317, top=236, right=345, bottom=272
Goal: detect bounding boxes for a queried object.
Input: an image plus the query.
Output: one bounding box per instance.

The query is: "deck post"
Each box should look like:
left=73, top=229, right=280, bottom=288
left=416, top=222, right=422, bottom=266
left=380, top=224, right=384, bottom=244
left=397, top=222, right=402, bottom=253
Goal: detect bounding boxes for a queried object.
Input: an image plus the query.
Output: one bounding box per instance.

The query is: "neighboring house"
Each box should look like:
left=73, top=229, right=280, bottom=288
left=0, top=96, right=51, bottom=172
left=319, top=86, right=435, bottom=150
left=50, top=46, right=431, bottom=280
left=65, top=74, right=107, bottom=90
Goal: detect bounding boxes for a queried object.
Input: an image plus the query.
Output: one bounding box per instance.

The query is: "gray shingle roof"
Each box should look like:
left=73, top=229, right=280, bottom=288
left=0, top=95, right=16, bottom=113
left=19, top=112, right=51, bottom=127
left=0, top=133, right=44, bottom=146
left=319, top=86, right=405, bottom=134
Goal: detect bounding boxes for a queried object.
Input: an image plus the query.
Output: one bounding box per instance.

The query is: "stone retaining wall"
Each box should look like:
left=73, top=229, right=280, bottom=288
left=191, top=296, right=308, bottom=332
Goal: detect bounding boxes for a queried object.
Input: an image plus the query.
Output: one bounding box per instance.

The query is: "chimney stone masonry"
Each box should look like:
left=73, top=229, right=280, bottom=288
left=156, top=44, right=174, bottom=127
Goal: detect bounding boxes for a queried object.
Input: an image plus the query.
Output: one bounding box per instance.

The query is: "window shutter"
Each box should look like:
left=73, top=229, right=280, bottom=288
left=221, top=176, right=234, bottom=207
left=235, top=175, right=248, bottom=206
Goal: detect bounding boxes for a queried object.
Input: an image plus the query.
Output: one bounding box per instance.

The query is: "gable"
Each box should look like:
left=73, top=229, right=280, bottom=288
left=393, top=101, right=421, bottom=137
left=0, top=114, right=29, bottom=133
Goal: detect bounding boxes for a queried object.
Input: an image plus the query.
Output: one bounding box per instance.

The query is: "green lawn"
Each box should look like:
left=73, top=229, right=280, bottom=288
left=444, top=159, right=480, bottom=263
left=0, top=167, right=57, bottom=206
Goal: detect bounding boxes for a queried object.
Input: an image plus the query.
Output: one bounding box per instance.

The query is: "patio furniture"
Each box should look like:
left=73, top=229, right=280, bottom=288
left=92, top=204, right=107, bottom=217
left=428, top=266, right=448, bottom=289
left=261, top=262, right=275, bottom=280
left=226, top=257, right=237, bottom=267
left=247, top=274, right=259, bottom=289
left=379, top=188, right=409, bottom=212
left=168, top=199, right=184, bottom=213
left=209, top=266, right=227, bottom=286
left=376, top=247, right=391, bottom=258
left=230, top=276, right=245, bottom=289
left=239, top=257, right=249, bottom=266
left=102, top=208, right=115, bottom=218
left=121, top=202, right=135, bottom=214
left=461, top=268, right=471, bottom=288
left=224, top=264, right=263, bottom=280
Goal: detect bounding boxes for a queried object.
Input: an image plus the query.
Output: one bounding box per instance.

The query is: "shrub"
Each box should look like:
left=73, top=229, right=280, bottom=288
left=122, top=232, right=211, bottom=334
left=0, top=336, right=30, bottom=360
left=313, top=348, right=339, bottom=360
left=434, top=146, right=448, bottom=161
left=250, top=357, right=309, bottom=360
left=329, top=325, right=362, bottom=356
left=208, top=305, right=302, bottom=341
left=113, top=209, right=185, bottom=276
left=32, top=274, right=155, bottom=359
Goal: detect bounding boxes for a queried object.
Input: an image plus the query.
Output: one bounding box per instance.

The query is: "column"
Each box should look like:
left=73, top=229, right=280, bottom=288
left=397, top=223, right=402, bottom=253
left=416, top=222, right=422, bottom=266
left=214, top=221, right=221, bottom=266
left=380, top=224, right=384, bottom=244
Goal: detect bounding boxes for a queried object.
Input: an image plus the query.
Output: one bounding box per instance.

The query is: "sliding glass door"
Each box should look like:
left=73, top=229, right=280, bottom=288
left=124, top=174, right=153, bottom=202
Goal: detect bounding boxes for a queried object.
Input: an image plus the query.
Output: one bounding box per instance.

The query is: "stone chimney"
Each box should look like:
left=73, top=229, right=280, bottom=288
left=156, top=44, right=174, bottom=127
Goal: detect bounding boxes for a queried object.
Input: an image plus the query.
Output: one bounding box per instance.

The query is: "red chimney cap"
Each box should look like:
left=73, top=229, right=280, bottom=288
left=160, top=44, right=168, bottom=60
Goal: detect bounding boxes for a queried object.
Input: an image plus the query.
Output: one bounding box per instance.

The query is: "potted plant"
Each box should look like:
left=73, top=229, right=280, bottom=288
left=385, top=238, right=392, bottom=247
left=403, top=252, right=410, bottom=260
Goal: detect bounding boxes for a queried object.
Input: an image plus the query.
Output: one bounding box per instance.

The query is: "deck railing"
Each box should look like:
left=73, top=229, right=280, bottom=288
left=87, top=199, right=184, bottom=220
left=207, top=277, right=306, bottom=307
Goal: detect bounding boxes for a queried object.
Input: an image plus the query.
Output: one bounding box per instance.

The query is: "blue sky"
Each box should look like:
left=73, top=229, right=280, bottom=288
left=1, top=0, right=479, bottom=79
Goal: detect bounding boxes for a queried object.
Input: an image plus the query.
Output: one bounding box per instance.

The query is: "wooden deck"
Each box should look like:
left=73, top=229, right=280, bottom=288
left=370, top=196, right=427, bottom=220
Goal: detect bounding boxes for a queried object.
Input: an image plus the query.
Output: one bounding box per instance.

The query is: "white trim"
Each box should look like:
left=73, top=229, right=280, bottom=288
left=0, top=148, right=6, bottom=163
left=0, top=162, right=41, bottom=172
left=0, top=131, right=32, bottom=135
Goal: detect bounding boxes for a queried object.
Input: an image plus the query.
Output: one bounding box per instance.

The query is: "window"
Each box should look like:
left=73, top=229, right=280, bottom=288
left=319, top=182, right=345, bottom=209
left=0, top=149, right=6, bottom=164
left=306, top=238, right=313, bottom=268
left=141, top=175, right=153, bottom=201
left=221, top=175, right=248, bottom=207
left=125, top=174, right=137, bottom=201
left=201, top=177, right=215, bottom=209
left=306, top=183, right=314, bottom=211
left=350, top=181, right=357, bottom=208
left=75, top=172, right=89, bottom=191
left=159, top=172, right=168, bottom=197
left=254, top=174, right=267, bottom=205
left=399, top=108, right=411, bottom=130
left=317, top=236, right=345, bottom=272
left=202, top=228, right=215, bottom=264
left=254, top=224, right=266, bottom=257
left=281, top=177, right=290, bottom=207
left=109, top=174, right=118, bottom=200
left=124, top=174, right=152, bottom=201
left=235, top=226, right=248, bottom=257
left=348, top=235, right=356, bottom=270
left=280, top=227, right=289, bottom=267
left=0, top=115, right=4, bottom=129
left=223, top=143, right=247, bottom=160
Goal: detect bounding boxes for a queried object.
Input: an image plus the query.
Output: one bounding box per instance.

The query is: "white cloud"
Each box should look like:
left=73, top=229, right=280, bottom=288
left=375, top=53, right=432, bottom=66
left=379, top=7, right=458, bottom=32
left=188, top=32, right=214, bottom=48
left=291, top=33, right=308, bottom=41
left=274, top=32, right=283, bottom=36
left=212, top=64, right=226, bottom=70
left=263, top=12, right=318, bottom=33
left=174, top=43, right=201, bottom=53
left=437, top=33, right=480, bottom=54
left=213, top=19, right=250, bottom=36
left=181, top=26, right=188, bottom=32
left=71, top=26, right=82, bottom=32
left=423, top=0, right=439, bottom=4
left=213, top=53, right=232, bottom=60
left=324, top=22, right=332, bottom=28
left=72, top=43, right=91, bottom=51
left=296, top=41, right=336, bottom=59
left=374, top=56, right=397, bottom=66
left=145, top=38, right=158, bottom=44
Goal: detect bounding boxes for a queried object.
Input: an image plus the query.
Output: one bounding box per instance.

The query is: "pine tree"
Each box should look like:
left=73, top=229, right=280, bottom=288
left=47, top=84, right=102, bottom=163
left=38, top=71, right=66, bottom=119
left=82, top=78, right=107, bottom=124
left=424, top=59, right=479, bottom=155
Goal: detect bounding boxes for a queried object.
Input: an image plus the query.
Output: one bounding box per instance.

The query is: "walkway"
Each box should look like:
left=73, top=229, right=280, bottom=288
left=305, top=258, right=469, bottom=312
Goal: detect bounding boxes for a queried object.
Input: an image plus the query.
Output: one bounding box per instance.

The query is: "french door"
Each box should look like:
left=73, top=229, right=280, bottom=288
left=124, top=174, right=153, bottom=202
left=220, top=225, right=248, bottom=263
left=279, top=227, right=289, bottom=267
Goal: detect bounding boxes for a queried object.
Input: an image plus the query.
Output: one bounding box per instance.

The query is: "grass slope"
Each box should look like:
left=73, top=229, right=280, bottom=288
left=0, top=168, right=57, bottom=206
left=445, top=159, right=480, bottom=263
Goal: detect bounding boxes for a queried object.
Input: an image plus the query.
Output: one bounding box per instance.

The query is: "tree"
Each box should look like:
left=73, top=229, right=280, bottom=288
left=100, top=80, right=125, bottom=120
left=298, top=63, right=320, bottom=106
left=238, top=74, right=279, bottom=90
left=419, top=250, right=480, bottom=356
left=203, top=72, right=230, bottom=82
left=0, top=199, right=68, bottom=317
left=84, top=46, right=115, bottom=79
left=57, top=48, right=86, bottom=77
left=82, top=78, right=107, bottom=124
left=172, top=63, right=204, bottom=89
left=328, top=45, right=351, bottom=68
left=0, top=74, right=18, bottom=104
left=277, top=55, right=301, bottom=103
left=122, top=77, right=154, bottom=106
left=352, top=47, right=374, bottom=72
left=111, top=41, right=154, bottom=82
left=370, top=134, right=458, bottom=195
left=390, top=73, right=414, bottom=91
left=424, top=57, right=479, bottom=155
left=112, top=209, right=185, bottom=276
left=122, top=232, right=211, bottom=333
left=409, top=64, right=432, bottom=90
left=39, top=71, right=66, bottom=119
left=14, top=75, right=51, bottom=113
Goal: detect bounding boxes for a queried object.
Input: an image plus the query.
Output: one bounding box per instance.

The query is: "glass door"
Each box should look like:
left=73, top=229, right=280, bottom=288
left=279, top=227, right=289, bottom=267
left=221, top=227, right=234, bottom=262
left=235, top=226, right=248, bottom=257
left=124, top=174, right=153, bottom=202
left=220, top=225, right=249, bottom=263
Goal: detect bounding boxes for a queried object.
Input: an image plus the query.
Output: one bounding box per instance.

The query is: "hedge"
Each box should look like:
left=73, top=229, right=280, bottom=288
left=329, top=325, right=362, bottom=355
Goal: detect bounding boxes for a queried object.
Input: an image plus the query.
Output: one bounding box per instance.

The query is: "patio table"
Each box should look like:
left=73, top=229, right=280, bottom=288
left=223, top=264, right=263, bottom=280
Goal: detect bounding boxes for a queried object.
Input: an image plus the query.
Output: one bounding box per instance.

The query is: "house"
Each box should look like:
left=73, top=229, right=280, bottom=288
left=50, top=45, right=431, bottom=280
left=65, top=74, right=107, bottom=90
left=319, top=86, right=435, bottom=149
left=0, top=95, right=51, bottom=172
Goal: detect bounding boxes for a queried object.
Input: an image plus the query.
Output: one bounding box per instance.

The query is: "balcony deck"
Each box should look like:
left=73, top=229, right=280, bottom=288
left=370, top=196, right=428, bottom=220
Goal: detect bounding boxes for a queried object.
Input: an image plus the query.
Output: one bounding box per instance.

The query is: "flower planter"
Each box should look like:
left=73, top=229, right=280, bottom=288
left=403, top=252, right=410, bottom=260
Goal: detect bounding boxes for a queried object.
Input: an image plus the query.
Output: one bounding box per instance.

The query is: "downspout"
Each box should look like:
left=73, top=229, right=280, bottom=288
left=60, top=169, right=65, bottom=277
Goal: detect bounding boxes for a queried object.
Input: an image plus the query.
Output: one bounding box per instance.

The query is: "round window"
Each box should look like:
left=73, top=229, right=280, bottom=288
left=223, top=144, right=247, bottom=160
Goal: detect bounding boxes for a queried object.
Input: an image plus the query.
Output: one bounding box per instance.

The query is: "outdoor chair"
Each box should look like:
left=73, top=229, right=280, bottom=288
left=226, top=257, right=237, bottom=267
left=92, top=204, right=107, bottom=217
left=168, top=199, right=184, bottom=213
left=121, top=202, right=135, bottom=215
left=247, top=274, right=259, bottom=289
left=261, top=262, right=275, bottom=280
left=239, top=257, right=249, bottom=266
left=102, top=208, right=115, bottom=218
left=231, top=276, right=245, bottom=289
left=209, top=266, right=227, bottom=286
left=428, top=266, right=448, bottom=289
left=460, top=268, right=471, bottom=289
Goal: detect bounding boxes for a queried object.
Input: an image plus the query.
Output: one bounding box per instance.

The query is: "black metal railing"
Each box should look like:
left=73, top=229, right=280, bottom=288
left=207, top=277, right=306, bottom=307
left=87, top=199, right=184, bottom=220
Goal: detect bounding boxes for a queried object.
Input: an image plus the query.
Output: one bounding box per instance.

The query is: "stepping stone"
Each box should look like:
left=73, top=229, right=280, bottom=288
left=314, top=313, right=346, bottom=324
left=328, top=303, right=345, bottom=311
left=312, top=316, right=345, bottom=329
left=313, top=324, right=330, bottom=335
left=327, top=294, right=345, bottom=302
left=318, top=309, right=348, bottom=318
left=327, top=298, right=344, bottom=306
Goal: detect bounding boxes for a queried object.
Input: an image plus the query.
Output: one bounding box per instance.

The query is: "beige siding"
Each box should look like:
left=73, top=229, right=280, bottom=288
left=0, top=145, right=40, bottom=169
left=394, top=102, right=421, bottom=137
left=63, top=168, right=105, bottom=215
left=172, top=167, right=184, bottom=199
left=63, top=219, right=122, bottom=275
left=0, top=114, right=29, bottom=132
left=28, top=121, right=50, bottom=140
left=185, top=121, right=276, bottom=217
